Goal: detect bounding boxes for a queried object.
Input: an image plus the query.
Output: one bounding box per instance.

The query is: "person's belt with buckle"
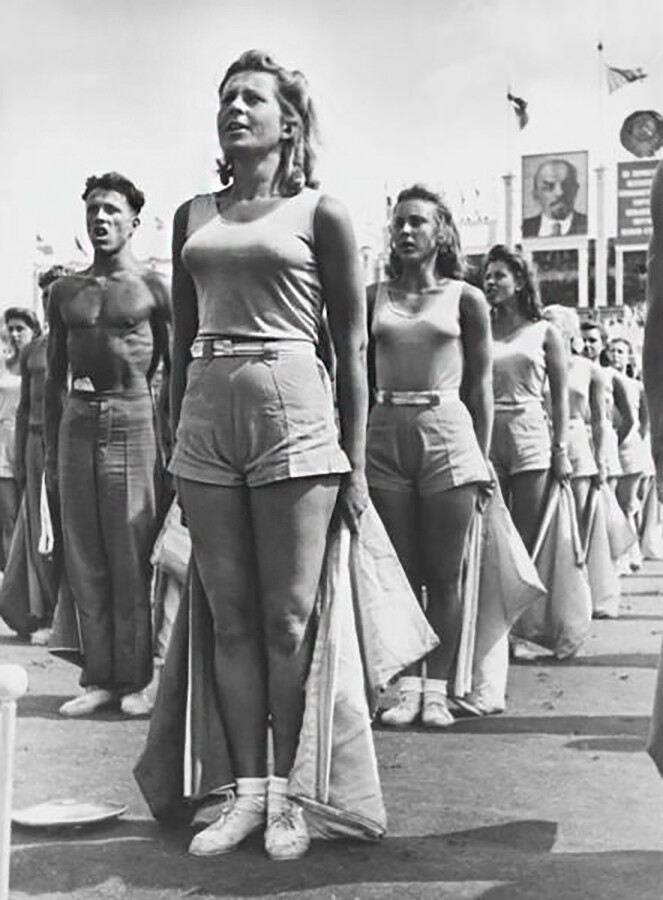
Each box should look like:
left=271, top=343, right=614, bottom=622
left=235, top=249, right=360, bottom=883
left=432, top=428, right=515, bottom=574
left=375, top=389, right=443, bottom=407
left=190, top=338, right=279, bottom=361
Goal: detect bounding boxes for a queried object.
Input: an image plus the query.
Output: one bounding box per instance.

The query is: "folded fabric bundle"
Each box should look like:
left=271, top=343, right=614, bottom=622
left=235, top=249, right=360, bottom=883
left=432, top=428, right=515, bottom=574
left=512, top=481, right=592, bottom=659
left=135, top=502, right=437, bottom=837
left=640, top=476, right=663, bottom=560
left=455, top=479, right=547, bottom=703
left=584, top=484, right=621, bottom=619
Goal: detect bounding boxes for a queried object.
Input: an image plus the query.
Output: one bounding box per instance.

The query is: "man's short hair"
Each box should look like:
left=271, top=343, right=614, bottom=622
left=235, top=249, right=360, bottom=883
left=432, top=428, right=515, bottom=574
left=580, top=319, right=606, bottom=340
left=4, top=307, right=41, bottom=333
left=82, top=172, right=145, bottom=214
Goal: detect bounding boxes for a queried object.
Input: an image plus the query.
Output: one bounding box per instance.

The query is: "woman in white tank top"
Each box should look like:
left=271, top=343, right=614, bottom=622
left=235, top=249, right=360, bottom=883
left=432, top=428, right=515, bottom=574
left=168, top=51, right=368, bottom=861
left=366, top=185, right=492, bottom=729
left=483, top=245, right=571, bottom=552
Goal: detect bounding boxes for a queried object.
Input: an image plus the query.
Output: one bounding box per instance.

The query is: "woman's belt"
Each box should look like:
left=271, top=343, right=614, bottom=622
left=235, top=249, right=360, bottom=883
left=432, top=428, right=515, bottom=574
left=494, top=399, right=544, bottom=412
left=190, top=337, right=313, bottom=361
left=374, top=389, right=456, bottom=408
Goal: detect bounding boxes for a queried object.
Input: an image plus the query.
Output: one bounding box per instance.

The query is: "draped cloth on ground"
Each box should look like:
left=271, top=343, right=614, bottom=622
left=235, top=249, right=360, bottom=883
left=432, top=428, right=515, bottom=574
left=134, top=502, right=437, bottom=835
left=640, top=476, right=663, bottom=560
left=512, top=481, right=592, bottom=659
left=647, top=637, right=663, bottom=776
left=454, top=481, right=547, bottom=702
left=584, top=484, right=622, bottom=619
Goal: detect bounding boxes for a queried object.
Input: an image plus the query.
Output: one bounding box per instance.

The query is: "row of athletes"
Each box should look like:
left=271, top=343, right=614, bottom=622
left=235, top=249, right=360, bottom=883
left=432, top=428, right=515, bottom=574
left=0, top=48, right=654, bottom=863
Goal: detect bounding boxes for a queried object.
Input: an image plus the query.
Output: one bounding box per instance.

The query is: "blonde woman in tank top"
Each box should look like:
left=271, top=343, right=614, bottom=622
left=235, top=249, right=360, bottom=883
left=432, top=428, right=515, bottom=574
left=168, top=50, right=368, bottom=860
left=483, top=245, right=571, bottom=553
left=366, top=185, right=493, bottom=729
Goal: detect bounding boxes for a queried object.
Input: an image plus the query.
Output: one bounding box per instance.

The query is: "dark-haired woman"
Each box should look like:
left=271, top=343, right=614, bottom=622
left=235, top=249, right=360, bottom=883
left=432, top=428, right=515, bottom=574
left=0, top=308, right=40, bottom=570
left=168, top=50, right=368, bottom=860
left=367, top=185, right=492, bottom=728
left=483, top=245, right=571, bottom=553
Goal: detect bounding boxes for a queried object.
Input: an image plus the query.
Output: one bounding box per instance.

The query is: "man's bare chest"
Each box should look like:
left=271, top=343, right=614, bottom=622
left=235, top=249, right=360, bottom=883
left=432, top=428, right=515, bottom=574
left=62, top=278, right=155, bottom=330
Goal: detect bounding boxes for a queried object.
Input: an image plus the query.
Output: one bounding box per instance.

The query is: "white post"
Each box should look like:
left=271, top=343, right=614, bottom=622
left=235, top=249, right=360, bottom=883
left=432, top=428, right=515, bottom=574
left=578, top=242, right=590, bottom=308
left=595, top=166, right=607, bottom=307
left=502, top=173, right=515, bottom=248
left=615, top=246, right=624, bottom=308
left=0, top=665, right=28, bottom=900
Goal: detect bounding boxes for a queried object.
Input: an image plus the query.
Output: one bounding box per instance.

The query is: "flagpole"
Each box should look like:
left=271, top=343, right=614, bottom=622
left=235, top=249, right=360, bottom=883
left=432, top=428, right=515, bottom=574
left=504, top=84, right=516, bottom=248
left=595, top=40, right=607, bottom=307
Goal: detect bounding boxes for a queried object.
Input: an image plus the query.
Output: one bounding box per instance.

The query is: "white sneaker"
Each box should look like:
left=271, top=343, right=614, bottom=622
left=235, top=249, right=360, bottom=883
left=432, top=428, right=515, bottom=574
left=265, top=799, right=310, bottom=861
left=30, top=627, right=52, bottom=646
left=120, top=690, right=153, bottom=718
left=189, top=796, right=265, bottom=856
left=455, top=693, right=505, bottom=717
left=380, top=676, right=422, bottom=727
left=59, top=687, right=115, bottom=718
left=421, top=690, right=455, bottom=728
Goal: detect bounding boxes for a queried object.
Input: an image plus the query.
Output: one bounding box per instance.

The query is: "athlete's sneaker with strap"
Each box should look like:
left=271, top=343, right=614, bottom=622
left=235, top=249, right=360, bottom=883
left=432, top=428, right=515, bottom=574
left=189, top=795, right=265, bottom=856
left=264, top=799, right=310, bottom=861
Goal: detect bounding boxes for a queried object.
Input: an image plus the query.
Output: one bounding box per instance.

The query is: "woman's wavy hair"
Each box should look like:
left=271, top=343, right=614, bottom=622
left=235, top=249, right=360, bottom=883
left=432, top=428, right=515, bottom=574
left=482, top=244, right=542, bottom=321
left=216, top=49, right=319, bottom=197
left=388, top=185, right=464, bottom=280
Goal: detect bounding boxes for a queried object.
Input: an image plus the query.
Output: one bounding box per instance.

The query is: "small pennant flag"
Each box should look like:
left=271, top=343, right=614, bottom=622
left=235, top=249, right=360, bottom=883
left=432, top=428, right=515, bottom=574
left=606, top=65, right=647, bottom=94
left=74, top=235, right=88, bottom=255
left=154, top=216, right=164, bottom=231
left=36, top=234, right=54, bottom=256
left=507, top=91, right=529, bottom=129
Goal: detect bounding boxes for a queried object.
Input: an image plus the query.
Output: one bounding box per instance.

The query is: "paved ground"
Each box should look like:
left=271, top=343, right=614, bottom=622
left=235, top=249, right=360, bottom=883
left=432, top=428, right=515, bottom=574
left=4, top=561, right=663, bottom=899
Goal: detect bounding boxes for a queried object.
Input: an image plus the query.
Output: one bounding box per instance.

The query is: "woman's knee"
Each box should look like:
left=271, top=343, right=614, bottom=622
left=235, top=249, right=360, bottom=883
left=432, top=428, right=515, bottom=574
left=264, top=610, right=310, bottom=657
left=213, top=611, right=260, bottom=652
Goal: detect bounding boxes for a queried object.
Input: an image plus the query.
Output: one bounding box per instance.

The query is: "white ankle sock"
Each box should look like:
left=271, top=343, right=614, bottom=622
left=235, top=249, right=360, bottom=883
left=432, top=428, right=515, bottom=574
left=425, top=678, right=448, bottom=696
left=236, top=777, right=267, bottom=808
left=268, top=775, right=289, bottom=815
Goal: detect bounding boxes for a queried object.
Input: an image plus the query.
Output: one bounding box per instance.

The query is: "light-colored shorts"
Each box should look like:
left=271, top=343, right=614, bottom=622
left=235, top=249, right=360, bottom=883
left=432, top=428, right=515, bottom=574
left=619, top=430, right=649, bottom=477
left=170, top=349, right=350, bottom=487
left=602, top=427, right=622, bottom=477
left=366, top=398, right=489, bottom=495
left=568, top=419, right=597, bottom=479
left=490, top=405, right=551, bottom=478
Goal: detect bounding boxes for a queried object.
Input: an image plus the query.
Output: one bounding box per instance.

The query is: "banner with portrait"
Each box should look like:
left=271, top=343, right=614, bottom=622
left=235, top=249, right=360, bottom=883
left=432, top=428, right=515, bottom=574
left=522, top=151, right=589, bottom=239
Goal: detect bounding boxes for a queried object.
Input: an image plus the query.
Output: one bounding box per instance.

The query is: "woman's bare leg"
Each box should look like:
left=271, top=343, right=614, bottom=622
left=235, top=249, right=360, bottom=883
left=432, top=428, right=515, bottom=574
left=420, top=484, right=478, bottom=680
left=508, top=469, right=550, bottom=553
left=369, top=487, right=421, bottom=676
left=250, top=476, right=339, bottom=778
left=178, top=478, right=268, bottom=778
left=571, top=476, right=592, bottom=537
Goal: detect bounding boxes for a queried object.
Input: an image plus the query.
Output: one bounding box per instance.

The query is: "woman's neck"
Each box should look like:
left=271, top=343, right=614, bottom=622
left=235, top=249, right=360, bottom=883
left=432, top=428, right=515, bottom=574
left=492, top=300, right=529, bottom=335
left=393, top=261, right=438, bottom=294
left=228, top=151, right=283, bottom=200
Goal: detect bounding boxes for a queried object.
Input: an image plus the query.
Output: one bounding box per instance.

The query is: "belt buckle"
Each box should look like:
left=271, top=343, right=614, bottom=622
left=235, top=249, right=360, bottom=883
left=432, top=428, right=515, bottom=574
left=262, top=345, right=279, bottom=361
left=427, top=394, right=440, bottom=408
left=201, top=340, right=214, bottom=361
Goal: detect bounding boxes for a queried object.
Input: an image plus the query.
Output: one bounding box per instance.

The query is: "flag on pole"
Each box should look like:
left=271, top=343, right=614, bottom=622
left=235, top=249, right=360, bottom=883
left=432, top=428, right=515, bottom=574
left=606, top=64, right=647, bottom=94
left=507, top=91, right=529, bottom=129
left=36, top=234, right=54, bottom=256
left=154, top=216, right=164, bottom=231
left=74, top=235, right=88, bottom=256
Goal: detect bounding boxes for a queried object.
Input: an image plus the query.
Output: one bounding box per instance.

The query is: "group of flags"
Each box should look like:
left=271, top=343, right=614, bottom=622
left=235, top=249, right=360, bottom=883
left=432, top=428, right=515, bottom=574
left=507, top=45, right=649, bottom=131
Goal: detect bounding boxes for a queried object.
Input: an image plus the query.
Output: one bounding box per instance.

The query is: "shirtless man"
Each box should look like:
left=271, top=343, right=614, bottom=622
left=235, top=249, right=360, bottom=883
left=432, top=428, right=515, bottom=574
left=44, top=172, right=170, bottom=718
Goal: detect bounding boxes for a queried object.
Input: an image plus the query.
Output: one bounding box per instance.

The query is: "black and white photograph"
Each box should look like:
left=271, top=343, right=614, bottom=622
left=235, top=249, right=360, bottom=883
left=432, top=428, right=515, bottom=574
left=1, top=2, right=663, bottom=899
left=521, top=151, right=589, bottom=238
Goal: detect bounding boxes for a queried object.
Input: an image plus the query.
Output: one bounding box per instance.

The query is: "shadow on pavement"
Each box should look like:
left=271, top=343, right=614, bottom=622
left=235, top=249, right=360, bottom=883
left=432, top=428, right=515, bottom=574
left=17, top=694, right=127, bottom=722
left=9, top=818, right=663, bottom=899
left=511, top=653, right=660, bottom=669
left=376, top=715, right=650, bottom=738
left=564, top=736, right=646, bottom=753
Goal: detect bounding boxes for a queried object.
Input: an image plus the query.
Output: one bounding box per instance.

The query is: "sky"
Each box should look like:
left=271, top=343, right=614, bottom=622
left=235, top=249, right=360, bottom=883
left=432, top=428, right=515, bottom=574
left=1, top=0, right=662, bottom=309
